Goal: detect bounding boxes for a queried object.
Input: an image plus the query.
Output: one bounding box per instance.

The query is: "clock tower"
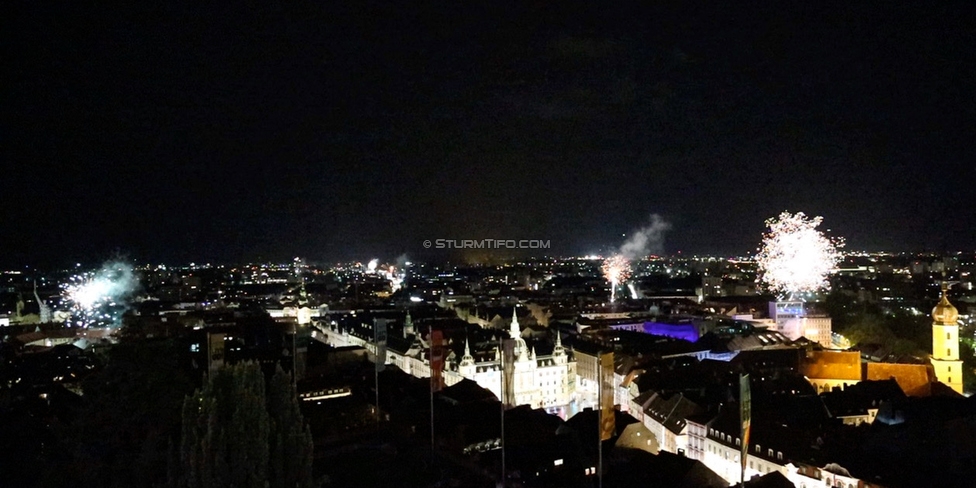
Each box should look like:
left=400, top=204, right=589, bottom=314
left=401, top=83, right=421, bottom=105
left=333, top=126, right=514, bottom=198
left=931, top=282, right=964, bottom=394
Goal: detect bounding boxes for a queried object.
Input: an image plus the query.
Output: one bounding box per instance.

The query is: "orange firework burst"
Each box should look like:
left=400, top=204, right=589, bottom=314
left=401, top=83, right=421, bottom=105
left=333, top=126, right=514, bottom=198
left=601, top=254, right=631, bottom=303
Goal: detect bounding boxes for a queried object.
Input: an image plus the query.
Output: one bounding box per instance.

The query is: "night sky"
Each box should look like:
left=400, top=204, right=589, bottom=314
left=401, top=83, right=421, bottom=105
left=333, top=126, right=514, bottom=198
left=4, top=2, right=974, bottom=267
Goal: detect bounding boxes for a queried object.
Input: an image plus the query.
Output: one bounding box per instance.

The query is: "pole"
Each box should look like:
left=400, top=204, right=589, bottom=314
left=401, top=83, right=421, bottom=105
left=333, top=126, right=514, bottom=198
left=375, top=360, right=380, bottom=426
left=598, top=355, right=603, bottom=488
left=430, top=333, right=435, bottom=463
left=500, top=336, right=505, bottom=488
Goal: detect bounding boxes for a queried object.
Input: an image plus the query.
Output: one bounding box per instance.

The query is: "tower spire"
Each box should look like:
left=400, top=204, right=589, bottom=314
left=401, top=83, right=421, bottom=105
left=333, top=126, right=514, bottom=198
left=931, top=278, right=963, bottom=394
left=509, top=307, right=521, bottom=339
left=553, top=330, right=565, bottom=357
left=460, top=336, right=475, bottom=367
left=33, top=280, right=51, bottom=324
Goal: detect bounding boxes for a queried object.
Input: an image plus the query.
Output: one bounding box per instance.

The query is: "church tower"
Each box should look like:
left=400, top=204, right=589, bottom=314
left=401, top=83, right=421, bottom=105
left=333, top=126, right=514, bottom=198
left=931, top=282, right=964, bottom=394
left=33, top=281, right=52, bottom=324
left=552, top=330, right=567, bottom=365
left=296, top=282, right=311, bottom=326
left=403, top=311, right=415, bottom=338
left=459, top=337, right=476, bottom=378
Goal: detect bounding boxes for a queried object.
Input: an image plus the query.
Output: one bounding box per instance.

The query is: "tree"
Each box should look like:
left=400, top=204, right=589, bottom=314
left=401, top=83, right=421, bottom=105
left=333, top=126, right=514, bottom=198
left=72, top=338, right=195, bottom=488
left=267, top=365, right=314, bottom=488
left=176, top=362, right=312, bottom=488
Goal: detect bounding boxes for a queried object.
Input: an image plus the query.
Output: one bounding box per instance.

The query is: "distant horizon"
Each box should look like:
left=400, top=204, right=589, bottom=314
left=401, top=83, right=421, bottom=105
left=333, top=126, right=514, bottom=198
left=5, top=248, right=975, bottom=274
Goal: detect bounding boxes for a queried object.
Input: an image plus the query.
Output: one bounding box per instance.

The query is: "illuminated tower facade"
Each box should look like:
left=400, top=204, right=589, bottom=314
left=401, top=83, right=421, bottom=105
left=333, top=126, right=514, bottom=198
left=931, top=283, right=964, bottom=394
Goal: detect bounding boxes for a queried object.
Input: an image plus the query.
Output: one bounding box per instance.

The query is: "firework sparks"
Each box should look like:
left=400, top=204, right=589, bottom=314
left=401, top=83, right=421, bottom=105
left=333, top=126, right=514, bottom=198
left=384, top=265, right=404, bottom=293
left=756, top=211, right=844, bottom=299
left=601, top=254, right=631, bottom=303
left=61, top=261, right=138, bottom=327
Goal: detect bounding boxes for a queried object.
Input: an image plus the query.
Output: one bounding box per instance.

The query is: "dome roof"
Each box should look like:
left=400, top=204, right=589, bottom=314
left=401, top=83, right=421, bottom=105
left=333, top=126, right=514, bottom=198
left=932, top=284, right=959, bottom=325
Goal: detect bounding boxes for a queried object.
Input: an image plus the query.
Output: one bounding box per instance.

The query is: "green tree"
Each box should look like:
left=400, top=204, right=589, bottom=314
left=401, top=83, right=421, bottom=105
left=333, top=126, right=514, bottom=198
left=71, top=339, right=195, bottom=488
left=176, top=362, right=313, bottom=488
left=267, top=365, right=314, bottom=488
left=179, top=362, right=268, bottom=488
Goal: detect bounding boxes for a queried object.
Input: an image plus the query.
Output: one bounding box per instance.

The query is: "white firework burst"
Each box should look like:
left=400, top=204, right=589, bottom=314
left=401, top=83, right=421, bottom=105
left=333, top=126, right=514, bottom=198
left=61, top=261, right=137, bottom=327
left=601, top=254, right=631, bottom=303
left=756, top=211, right=844, bottom=299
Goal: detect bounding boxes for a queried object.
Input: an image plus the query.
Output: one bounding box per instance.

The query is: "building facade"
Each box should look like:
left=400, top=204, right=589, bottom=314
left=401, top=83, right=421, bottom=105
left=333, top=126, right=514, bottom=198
left=931, top=283, right=964, bottom=394
left=312, top=308, right=577, bottom=411
left=770, top=301, right=833, bottom=348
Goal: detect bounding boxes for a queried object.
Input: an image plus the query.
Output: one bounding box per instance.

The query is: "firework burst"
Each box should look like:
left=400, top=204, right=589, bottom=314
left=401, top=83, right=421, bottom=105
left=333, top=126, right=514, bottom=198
left=756, top=211, right=844, bottom=299
left=601, top=254, right=631, bottom=303
left=60, top=261, right=138, bottom=327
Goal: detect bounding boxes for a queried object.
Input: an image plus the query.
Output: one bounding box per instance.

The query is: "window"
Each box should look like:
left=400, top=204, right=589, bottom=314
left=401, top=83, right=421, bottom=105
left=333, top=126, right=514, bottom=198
left=755, top=445, right=761, bottom=453
left=768, top=449, right=774, bottom=457
left=777, top=451, right=783, bottom=460
left=948, top=348, right=951, bottom=356
left=947, top=332, right=951, bottom=340
left=736, top=438, right=741, bottom=446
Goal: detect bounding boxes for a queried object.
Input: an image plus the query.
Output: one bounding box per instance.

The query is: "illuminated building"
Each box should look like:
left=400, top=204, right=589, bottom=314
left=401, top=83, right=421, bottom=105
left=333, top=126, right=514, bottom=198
left=930, top=282, right=964, bottom=394
left=768, top=301, right=832, bottom=348
left=313, top=308, right=577, bottom=413
left=800, top=350, right=862, bottom=393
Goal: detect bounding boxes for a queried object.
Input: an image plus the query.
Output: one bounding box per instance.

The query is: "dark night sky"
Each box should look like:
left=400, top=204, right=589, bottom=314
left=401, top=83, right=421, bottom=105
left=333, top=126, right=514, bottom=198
left=3, top=2, right=974, bottom=267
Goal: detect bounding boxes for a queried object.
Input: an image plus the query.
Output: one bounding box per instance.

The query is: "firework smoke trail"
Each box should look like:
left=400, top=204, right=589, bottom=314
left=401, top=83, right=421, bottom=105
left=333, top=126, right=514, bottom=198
left=619, top=214, right=672, bottom=260
left=61, top=260, right=138, bottom=328
left=601, top=254, right=631, bottom=303
left=601, top=214, right=670, bottom=303
left=756, top=211, right=844, bottom=299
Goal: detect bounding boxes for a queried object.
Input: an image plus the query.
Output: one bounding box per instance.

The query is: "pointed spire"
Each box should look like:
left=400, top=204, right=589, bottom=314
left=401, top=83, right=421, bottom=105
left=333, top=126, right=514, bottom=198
left=33, top=280, right=51, bottom=324
left=461, top=336, right=475, bottom=367
left=509, top=307, right=521, bottom=339
left=297, top=281, right=309, bottom=306
left=553, top=330, right=565, bottom=357
left=530, top=346, right=537, bottom=361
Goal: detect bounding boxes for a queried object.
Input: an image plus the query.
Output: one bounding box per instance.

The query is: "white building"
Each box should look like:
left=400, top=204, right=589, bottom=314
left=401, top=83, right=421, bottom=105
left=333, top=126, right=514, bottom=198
left=769, top=301, right=832, bottom=348
left=313, top=308, right=576, bottom=411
